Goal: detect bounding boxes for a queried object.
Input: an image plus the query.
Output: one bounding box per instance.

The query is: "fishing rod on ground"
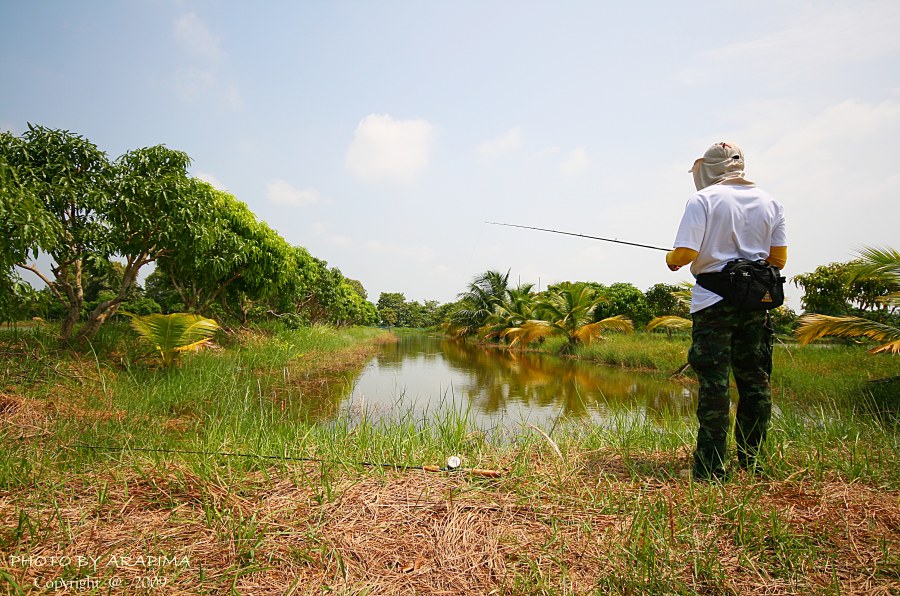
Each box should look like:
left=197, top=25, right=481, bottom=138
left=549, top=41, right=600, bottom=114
left=74, top=442, right=503, bottom=478
left=485, top=221, right=672, bottom=252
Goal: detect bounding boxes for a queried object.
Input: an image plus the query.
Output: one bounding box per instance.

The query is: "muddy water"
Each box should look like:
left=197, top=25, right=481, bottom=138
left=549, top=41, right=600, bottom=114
left=341, top=333, right=697, bottom=431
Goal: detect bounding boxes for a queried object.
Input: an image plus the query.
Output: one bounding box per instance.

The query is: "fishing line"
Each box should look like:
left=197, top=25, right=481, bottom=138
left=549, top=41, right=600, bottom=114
left=74, top=442, right=502, bottom=477
left=486, top=221, right=672, bottom=252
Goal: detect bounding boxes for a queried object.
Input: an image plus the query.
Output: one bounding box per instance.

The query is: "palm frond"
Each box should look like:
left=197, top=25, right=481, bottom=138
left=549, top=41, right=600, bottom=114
left=647, top=315, right=693, bottom=332
left=796, top=313, right=900, bottom=354
left=502, top=320, right=559, bottom=347
left=849, top=247, right=900, bottom=285
left=573, top=315, right=634, bottom=344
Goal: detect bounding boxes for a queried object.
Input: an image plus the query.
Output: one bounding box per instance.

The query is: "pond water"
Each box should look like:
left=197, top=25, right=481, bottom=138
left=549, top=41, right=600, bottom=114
left=340, top=333, right=698, bottom=432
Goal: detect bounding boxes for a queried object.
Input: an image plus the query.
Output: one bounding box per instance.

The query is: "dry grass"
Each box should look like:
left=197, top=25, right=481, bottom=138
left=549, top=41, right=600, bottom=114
left=1, top=455, right=897, bottom=595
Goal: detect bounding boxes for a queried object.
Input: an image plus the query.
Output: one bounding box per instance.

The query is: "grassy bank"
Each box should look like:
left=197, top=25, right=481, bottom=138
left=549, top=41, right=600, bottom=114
left=0, top=324, right=898, bottom=594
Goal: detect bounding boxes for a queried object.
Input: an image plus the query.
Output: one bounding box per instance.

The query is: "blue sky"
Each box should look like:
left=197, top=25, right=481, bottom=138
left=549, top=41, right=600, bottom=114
left=3, top=1, right=899, bottom=309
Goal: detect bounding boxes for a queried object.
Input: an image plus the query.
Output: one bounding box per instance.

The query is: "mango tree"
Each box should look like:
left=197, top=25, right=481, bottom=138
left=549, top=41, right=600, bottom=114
left=156, top=183, right=293, bottom=322
left=76, top=144, right=198, bottom=340
left=0, top=125, right=112, bottom=340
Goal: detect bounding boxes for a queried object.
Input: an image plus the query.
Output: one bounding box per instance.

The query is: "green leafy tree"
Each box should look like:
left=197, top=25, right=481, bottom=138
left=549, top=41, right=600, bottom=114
left=143, top=267, right=183, bottom=313
left=1, top=126, right=201, bottom=340
left=644, top=283, right=689, bottom=319
left=1, top=125, right=111, bottom=340
left=793, top=260, right=894, bottom=316
left=78, top=145, right=198, bottom=339
left=594, top=282, right=653, bottom=329
left=156, top=183, right=293, bottom=322
left=377, top=292, right=407, bottom=326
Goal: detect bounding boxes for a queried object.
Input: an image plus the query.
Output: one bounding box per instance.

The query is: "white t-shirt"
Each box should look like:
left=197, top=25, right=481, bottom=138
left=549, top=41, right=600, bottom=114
left=674, top=183, right=787, bottom=313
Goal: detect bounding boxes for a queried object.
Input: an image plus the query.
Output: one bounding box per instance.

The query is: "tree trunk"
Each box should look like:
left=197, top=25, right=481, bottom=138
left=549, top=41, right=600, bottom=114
left=55, top=259, right=84, bottom=343
left=75, top=256, right=145, bottom=342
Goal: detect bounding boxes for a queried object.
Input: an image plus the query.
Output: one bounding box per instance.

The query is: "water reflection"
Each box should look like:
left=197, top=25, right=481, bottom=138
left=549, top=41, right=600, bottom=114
left=345, top=333, right=697, bottom=429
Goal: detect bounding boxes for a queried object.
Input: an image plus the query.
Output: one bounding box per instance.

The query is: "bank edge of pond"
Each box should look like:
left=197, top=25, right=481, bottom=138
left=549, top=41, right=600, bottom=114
left=1, top=324, right=898, bottom=594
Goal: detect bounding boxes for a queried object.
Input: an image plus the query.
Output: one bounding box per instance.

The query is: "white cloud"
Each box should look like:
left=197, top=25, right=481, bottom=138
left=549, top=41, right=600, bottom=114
left=476, top=127, right=522, bottom=159
left=677, top=1, right=900, bottom=86
left=194, top=171, right=228, bottom=190
left=345, top=114, right=434, bottom=186
left=174, top=13, right=221, bottom=61
left=266, top=180, right=321, bottom=206
left=559, top=147, right=589, bottom=179
left=171, top=13, right=241, bottom=112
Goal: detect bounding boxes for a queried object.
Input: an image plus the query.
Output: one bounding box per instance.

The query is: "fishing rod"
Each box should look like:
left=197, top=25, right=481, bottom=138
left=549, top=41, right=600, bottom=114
left=485, top=221, right=671, bottom=252
left=75, top=442, right=503, bottom=478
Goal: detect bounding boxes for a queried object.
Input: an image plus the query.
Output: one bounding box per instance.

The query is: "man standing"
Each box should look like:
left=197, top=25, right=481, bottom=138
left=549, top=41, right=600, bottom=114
left=667, top=142, right=787, bottom=480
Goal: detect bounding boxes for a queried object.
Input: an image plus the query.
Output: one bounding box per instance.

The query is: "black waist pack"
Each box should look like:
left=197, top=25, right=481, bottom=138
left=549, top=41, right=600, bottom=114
left=695, top=259, right=786, bottom=311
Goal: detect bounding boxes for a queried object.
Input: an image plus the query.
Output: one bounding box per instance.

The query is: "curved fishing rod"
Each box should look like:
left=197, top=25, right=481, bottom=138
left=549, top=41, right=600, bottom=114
left=75, top=442, right=503, bottom=477
left=486, top=221, right=672, bottom=252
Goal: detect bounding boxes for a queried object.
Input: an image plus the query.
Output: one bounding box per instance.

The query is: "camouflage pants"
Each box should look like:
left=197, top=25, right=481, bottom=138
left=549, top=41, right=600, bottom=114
left=688, top=301, right=774, bottom=478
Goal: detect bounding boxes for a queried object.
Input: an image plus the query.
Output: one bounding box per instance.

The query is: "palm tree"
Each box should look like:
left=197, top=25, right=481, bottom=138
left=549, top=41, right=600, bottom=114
left=447, top=269, right=512, bottom=339
left=477, top=284, right=536, bottom=342
left=796, top=247, right=900, bottom=354
left=125, top=312, right=220, bottom=367
left=503, top=283, right=633, bottom=354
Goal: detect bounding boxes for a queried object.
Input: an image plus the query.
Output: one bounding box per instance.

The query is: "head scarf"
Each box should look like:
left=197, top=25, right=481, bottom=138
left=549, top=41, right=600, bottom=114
left=690, top=141, right=754, bottom=190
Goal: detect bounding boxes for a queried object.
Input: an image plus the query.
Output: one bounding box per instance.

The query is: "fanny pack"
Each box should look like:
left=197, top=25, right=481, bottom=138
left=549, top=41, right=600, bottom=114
left=695, top=259, right=786, bottom=311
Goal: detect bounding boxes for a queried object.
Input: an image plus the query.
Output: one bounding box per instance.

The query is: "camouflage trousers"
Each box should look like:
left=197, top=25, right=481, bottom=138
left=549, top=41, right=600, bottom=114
left=688, top=301, right=774, bottom=478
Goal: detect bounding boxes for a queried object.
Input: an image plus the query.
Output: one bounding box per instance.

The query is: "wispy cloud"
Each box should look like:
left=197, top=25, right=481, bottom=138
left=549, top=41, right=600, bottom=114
left=676, top=1, right=900, bottom=86
left=266, top=180, right=321, bottom=206
left=559, top=147, right=589, bottom=180
left=171, top=12, right=242, bottom=112
left=345, top=114, right=434, bottom=186
left=476, top=127, right=522, bottom=159
left=174, top=12, right=221, bottom=61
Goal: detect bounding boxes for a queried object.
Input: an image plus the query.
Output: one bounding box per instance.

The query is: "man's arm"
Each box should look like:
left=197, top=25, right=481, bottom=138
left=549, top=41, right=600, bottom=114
left=666, top=247, right=698, bottom=271
left=767, top=246, right=787, bottom=269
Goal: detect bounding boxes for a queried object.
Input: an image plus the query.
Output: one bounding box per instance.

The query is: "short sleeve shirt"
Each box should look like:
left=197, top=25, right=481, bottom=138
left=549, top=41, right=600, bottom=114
left=674, top=184, right=786, bottom=313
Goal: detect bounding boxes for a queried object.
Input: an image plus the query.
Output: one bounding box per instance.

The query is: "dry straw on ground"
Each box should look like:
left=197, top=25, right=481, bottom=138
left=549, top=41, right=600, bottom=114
left=1, top=457, right=898, bottom=595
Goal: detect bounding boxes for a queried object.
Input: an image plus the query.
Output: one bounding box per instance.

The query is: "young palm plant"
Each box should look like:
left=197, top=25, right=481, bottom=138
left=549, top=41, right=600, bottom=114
left=124, top=312, right=220, bottom=367
left=796, top=247, right=900, bottom=354
left=503, top=283, right=633, bottom=354
left=446, top=269, right=512, bottom=339
left=477, top=284, right=536, bottom=342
